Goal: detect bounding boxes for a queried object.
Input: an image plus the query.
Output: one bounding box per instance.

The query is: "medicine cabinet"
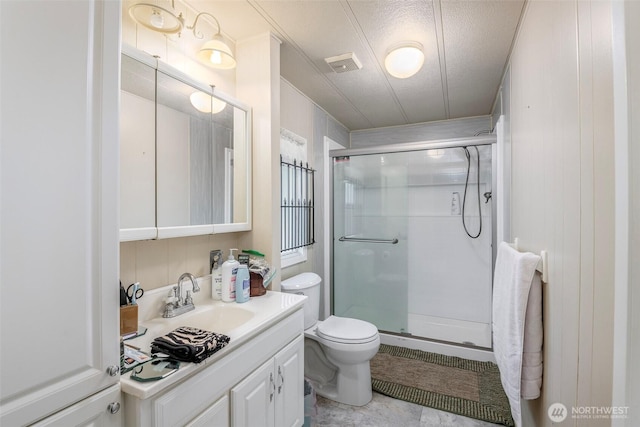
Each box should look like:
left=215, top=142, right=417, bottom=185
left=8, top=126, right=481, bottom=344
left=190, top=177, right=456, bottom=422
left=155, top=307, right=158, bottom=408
left=120, top=45, right=251, bottom=241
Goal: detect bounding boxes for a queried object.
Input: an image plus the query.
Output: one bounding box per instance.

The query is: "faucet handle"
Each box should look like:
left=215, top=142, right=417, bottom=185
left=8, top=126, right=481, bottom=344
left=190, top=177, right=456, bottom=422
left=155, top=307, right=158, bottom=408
left=163, top=302, right=175, bottom=318
left=185, top=290, right=193, bottom=305
left=165, top=288, right=177, bottom=305
left=172, top=286, right=182, bottom=306
left=163, top=292, right=176, bottom=318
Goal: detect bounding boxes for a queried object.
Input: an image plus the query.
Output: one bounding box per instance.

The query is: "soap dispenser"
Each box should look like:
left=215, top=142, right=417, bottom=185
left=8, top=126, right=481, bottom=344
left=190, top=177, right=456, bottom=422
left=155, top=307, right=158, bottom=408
left=221, top=249, right=239, bottom=302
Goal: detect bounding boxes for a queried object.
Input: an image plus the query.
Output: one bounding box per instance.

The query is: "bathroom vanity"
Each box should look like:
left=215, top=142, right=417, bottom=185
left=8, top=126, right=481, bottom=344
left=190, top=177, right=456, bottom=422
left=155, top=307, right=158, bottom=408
left=121, top=286, right=306, bottom=427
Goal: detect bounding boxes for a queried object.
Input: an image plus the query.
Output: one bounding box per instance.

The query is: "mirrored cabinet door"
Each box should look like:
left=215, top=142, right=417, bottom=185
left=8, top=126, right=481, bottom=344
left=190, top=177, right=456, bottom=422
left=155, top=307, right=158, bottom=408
left=155, top=70, right=214, bottom=232
left=229, top=105, right=250, bottom=228
left=120, top=53, right=157, bottom=240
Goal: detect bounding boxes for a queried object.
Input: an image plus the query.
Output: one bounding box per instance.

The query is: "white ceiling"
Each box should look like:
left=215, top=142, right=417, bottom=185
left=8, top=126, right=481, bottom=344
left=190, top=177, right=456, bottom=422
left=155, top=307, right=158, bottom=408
left=188, top=0, right=525, bottom=131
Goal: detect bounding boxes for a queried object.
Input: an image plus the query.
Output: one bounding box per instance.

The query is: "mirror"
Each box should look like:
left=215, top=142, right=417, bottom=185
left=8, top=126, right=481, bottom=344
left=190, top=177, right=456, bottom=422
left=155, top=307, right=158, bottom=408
left=130, top=359, right=180, bottom=382
left=120, top=54, right=156, bottom=240
left=119, top=46, right=251, bottom=241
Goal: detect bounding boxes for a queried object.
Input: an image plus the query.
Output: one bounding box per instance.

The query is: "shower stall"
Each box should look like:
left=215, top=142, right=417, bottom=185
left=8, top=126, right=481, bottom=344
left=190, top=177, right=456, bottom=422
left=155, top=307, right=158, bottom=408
left=331, top=136, right=496, bottom=352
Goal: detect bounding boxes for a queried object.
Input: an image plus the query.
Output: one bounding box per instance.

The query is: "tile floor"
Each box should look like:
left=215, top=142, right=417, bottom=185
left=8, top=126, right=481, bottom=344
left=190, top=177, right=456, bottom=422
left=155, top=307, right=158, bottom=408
left=314, top=392, right=502, bottom=427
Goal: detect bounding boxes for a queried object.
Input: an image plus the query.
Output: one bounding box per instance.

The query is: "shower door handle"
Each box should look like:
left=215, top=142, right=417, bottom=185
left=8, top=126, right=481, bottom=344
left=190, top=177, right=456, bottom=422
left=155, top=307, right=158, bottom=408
left=338, top=236, right=399, bottom=244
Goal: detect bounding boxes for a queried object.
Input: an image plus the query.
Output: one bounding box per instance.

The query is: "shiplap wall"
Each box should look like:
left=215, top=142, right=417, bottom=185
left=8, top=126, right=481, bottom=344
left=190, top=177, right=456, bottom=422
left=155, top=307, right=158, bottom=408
left=496, top=1, right=616, bottom=425
left=614, top=2, right=640, bottom=424
left=280, top=78, right=349, bottom=319
left=627, top=2, right=640, bottom=420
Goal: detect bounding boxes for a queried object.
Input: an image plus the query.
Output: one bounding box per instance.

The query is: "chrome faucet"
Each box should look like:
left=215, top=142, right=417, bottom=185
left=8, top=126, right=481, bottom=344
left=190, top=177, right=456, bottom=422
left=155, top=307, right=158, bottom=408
left=163, top=272, right=201, bottom=318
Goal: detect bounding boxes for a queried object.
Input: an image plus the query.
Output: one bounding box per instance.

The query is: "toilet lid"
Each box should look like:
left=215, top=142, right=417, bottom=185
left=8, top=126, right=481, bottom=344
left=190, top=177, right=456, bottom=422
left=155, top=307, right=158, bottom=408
left=316, top=316, right=378, bottom=344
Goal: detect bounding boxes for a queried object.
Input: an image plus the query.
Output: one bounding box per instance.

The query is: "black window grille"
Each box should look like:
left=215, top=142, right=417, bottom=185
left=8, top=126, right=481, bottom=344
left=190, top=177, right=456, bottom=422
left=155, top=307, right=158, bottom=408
left=281, top=156, right=315, bottom=252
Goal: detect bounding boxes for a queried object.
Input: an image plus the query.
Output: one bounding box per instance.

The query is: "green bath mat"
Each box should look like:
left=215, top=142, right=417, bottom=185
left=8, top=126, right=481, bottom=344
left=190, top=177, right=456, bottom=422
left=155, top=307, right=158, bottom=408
left=370, top=344, right=514, bottom=426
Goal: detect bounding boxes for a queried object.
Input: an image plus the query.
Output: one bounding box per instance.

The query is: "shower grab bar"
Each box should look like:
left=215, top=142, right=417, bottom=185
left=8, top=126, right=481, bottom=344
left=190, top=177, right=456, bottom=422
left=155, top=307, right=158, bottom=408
left=338, top=236, right=398, bottom=244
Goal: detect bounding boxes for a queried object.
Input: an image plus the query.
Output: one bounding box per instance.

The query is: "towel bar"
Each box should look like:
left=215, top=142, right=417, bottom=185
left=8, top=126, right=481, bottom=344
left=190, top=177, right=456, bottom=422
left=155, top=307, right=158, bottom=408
left=509, top=238, right=548, bottom=283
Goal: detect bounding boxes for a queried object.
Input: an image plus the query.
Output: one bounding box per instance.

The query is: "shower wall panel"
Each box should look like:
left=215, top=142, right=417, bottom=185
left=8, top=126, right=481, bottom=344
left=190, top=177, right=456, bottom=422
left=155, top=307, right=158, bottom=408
left=407, top=183, right=493, bottom=347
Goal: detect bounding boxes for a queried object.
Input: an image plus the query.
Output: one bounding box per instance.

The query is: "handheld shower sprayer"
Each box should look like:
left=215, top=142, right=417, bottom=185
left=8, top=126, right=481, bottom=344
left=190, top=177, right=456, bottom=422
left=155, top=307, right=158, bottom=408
left=462, top=146, right=482, bottom=239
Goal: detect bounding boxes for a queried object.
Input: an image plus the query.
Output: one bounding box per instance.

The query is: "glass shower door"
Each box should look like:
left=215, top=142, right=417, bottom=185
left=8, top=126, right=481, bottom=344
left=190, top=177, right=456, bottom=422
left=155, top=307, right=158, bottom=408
left=332, top=143, right=494, bottom=347
left=332, top=153, right=409, bottom=333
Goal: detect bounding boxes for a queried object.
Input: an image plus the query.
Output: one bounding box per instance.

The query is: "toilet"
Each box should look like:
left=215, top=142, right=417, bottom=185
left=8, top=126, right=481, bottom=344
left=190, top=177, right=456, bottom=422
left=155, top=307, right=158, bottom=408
left=281, top=272, right=380, bottom=406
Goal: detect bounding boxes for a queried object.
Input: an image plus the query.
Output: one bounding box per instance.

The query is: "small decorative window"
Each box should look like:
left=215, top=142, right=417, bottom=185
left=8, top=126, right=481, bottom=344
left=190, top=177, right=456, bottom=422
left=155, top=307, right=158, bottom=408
left=280, top=129, right=315, bottom=267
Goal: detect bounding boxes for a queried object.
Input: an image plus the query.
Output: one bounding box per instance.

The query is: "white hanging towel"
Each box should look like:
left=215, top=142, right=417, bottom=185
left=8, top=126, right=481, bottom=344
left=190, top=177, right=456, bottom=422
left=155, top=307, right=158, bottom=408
left=492, top=242, right=543, bottom=427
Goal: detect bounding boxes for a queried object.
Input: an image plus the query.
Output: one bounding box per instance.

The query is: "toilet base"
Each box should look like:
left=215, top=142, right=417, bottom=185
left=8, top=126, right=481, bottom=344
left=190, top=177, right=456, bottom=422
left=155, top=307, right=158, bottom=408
left=311, top=361, right=373, bottom=406
left=303, top=325, right=379, bottom=407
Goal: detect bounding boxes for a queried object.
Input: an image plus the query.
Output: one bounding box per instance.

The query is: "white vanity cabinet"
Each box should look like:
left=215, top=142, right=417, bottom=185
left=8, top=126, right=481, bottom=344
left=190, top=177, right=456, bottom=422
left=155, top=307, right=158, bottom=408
left=0, top=0, right=121, bottom=425
left=185, top=395, right=229, bottom=427
left=122, top=308, right=305, bottom=427
left=232, top=335, right=304, bottom=427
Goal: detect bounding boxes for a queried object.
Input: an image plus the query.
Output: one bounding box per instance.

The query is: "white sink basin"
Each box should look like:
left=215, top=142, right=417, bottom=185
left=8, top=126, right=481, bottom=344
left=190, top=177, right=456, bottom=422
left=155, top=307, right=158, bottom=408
left=143, top=304, right=254, bottom=334
left=131, top=303, right=255, bottom=353
left=161, top=304, right=254, bottom=334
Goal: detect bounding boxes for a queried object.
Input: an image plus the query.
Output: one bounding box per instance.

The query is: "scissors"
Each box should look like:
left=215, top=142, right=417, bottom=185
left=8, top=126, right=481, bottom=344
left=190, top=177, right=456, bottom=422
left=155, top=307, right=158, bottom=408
left=126, top=282, right=144, bottom=304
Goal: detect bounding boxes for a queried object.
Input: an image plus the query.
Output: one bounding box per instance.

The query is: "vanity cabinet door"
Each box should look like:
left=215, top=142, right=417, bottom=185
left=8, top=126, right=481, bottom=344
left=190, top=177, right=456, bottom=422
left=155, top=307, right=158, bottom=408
left=186, top=395, right=229, bottom=427
left=274, top=335, right=304, bottom=427
left=231, top=335, right=304, bottom=427
left=231, top=359, right=275, bottom=427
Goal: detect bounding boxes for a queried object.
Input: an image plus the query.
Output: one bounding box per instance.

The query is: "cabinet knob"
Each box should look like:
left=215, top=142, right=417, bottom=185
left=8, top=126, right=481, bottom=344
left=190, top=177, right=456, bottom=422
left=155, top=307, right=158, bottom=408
left=106, top=365, right=120, bottom=376
left=107, top=402, right=121, bottom=414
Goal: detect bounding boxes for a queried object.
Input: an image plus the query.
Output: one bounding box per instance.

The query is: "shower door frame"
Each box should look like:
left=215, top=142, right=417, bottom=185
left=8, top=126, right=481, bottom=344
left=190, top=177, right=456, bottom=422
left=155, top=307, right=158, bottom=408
left=329, top=135, right=498, bottom=349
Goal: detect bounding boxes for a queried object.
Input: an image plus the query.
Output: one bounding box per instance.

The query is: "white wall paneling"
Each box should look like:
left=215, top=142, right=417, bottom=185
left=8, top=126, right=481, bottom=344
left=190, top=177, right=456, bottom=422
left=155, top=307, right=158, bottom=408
left=237, top=33, right=282, bottom=288
left=505, top=1, right=616, bottom=424
left=612, top=1, right=640, bottom=425
left=350, top=116, right=492, bottom=148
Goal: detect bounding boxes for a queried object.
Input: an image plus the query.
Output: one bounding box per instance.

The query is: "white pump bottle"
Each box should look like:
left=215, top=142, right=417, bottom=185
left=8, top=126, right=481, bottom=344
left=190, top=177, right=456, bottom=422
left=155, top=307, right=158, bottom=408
left=221, top=249, right=239, bottom=302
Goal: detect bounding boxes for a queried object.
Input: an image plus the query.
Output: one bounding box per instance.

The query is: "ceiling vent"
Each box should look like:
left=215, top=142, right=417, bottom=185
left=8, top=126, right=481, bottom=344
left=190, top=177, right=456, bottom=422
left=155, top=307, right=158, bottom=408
left=325, top=52, right=362, bottom=73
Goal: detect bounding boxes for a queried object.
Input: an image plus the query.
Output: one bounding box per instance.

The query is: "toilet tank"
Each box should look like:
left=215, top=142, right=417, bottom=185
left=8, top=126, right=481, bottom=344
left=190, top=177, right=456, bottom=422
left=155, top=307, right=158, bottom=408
left=281, top=272, right=321, bottom=329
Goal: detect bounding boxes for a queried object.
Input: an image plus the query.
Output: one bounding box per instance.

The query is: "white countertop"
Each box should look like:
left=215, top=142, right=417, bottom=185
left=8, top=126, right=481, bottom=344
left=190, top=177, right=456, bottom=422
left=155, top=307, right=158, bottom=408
left=120, top=284, right=306, bottom=400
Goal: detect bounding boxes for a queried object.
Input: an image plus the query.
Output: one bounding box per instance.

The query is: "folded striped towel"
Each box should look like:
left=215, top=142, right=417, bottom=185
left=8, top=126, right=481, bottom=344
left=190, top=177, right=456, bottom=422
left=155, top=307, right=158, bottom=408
left=151, top=326, right=230, bottom=363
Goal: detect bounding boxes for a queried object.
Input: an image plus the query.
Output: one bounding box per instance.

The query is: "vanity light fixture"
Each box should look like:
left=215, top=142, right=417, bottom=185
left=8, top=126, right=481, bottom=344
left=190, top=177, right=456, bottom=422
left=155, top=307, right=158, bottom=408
left=128, top=4, right=236, bottom=70
left=128, top=1, right=184, bottom=34
left=384, top=42, right=425, bottom=79
left=188, top=12, right=236, bottom=70
left=190, top=91, right=227, bottom=114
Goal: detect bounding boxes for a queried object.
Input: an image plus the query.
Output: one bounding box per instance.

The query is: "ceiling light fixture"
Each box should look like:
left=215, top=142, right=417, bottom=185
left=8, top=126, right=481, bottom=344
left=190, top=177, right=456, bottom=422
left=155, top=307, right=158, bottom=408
left=426, top=149, right=444, bottom=159
left=129, top=1, right=184, bottom=34
left=190, top=91, right=227, bottom=114
left=384, top=42, right=425, bottom=79
left=188, top=12, right=236, bottom=70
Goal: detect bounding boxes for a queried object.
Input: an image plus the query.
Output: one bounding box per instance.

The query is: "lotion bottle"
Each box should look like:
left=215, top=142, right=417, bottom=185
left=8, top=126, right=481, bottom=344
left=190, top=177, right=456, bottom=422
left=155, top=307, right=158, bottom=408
left=235, top=264, right=250, bottom=303
left=221, top=249, right=239, bottom=302
left=210, top=249, right=223, bottom=300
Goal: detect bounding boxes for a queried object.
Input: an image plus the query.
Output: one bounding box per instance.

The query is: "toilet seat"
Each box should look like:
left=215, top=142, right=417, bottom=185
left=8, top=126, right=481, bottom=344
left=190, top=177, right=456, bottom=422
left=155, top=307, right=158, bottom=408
left=316, top=316, right=378, bottom=344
